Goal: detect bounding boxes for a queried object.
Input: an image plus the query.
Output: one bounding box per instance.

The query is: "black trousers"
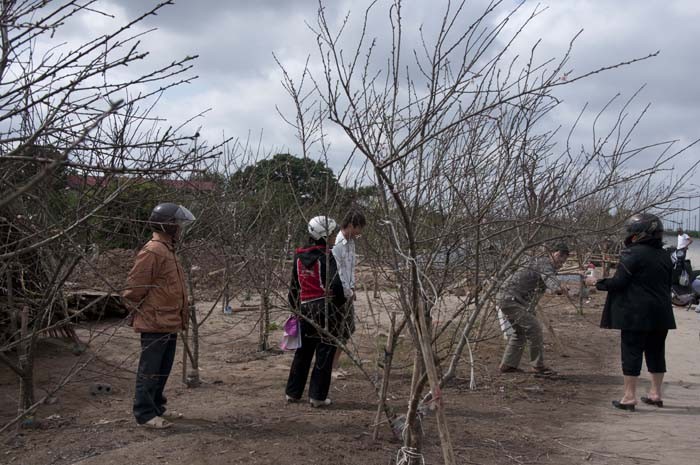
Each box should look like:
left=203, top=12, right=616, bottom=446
left=620, top=330, right=668, bottom=377
left=285, top=319, right=337, bottom=401
left=133, top=332, right=177, bottom=424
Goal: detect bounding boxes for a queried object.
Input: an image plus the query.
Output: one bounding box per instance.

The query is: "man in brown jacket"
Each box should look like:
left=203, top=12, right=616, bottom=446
left=123, top=203, right=195, bottom=429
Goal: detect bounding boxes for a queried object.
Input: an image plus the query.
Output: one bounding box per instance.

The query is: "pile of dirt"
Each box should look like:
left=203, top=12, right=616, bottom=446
left=182, top=242, right=228, bottom=302
left=68, top=249, right=136, bottom=293
left=67, top=244, right=271, bottom=302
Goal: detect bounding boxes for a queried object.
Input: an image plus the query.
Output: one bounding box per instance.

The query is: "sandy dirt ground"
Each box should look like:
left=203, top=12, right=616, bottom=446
left=568, top=307, right=700, bottom=464
left=1, top=291, right=697, bottom=465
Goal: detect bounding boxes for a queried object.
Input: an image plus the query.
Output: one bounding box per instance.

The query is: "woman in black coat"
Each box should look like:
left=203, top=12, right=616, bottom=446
left=597, top=213, right=675, bottom=411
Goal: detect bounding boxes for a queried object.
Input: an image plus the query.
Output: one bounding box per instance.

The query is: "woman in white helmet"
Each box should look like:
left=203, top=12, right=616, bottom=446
left=285, top=216, right=347, bottom=407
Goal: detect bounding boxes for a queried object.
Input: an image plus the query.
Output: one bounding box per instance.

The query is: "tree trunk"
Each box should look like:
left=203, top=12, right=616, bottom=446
left=181, top=325, right=188, bottom=385
left=7, top=267, right=18, bottom=344
left=403, top=349, right=425, bottom=450
left=415, top=299, right=456, bottom=465
left=222, top=260, right=230, bottom=313
left=184, top=261, right=200, bottom=387
left=259, top=290, right=270, bottom=352
left=188, top=301, right=200, bottom=387
left=18, top=305, right=34, bottom=415
left=373, top=312, right=396, bottom=440
left=373, top=267, right=380, bottom=299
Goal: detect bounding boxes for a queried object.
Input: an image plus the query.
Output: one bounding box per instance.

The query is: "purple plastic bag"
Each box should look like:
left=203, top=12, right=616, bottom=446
left=281, top=315, right=301, bottom=350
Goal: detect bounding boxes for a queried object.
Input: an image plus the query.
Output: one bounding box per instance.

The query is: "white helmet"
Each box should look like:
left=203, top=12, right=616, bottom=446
left=307, top=216, right=338, bottom=240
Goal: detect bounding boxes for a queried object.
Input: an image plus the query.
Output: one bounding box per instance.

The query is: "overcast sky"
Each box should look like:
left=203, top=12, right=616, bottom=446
left=52, top=0, right=699, bottom=189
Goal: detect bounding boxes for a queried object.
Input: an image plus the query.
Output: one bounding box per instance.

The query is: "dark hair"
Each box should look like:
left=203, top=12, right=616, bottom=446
left=553, top=242, right=570, bottom=255
left=341, top=209, right=367, bottom=229
left=308, top=237, right=327, bottom=247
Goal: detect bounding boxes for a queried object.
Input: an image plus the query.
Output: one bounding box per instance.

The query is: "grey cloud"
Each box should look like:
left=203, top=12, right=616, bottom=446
left=40, top=0, right=700, bottom=178
left=489, top=1, right=700, bottom=174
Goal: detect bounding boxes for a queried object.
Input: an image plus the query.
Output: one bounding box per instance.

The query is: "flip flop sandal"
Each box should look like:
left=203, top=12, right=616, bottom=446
left=641, top=396, right=663, bottom=407
left=612, top=400, right=636, bottom=411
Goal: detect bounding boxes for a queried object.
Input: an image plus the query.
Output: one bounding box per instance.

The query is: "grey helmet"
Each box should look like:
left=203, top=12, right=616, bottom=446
left=624, top=213, right=663, bottom=245
left=149, top=203, right=196, bottom=238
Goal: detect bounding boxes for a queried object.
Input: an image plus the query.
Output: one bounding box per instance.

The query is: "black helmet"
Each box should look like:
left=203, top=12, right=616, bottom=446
left=624, top=213, right=663, bottom=245
left=149, top=203, right=196, bottom=238
left=552, top=242, right=570, bottom=255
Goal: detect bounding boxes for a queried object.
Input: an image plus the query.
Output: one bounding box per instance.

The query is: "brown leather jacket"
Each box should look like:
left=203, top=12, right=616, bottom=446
left=122, top=232, right=188, bottom=333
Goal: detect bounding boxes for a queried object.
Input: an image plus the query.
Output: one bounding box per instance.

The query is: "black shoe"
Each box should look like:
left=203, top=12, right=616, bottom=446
left=611, top=400, right=635, bottom=411
left=499, top=365, right=524, bottom=373
left=641, top=396, right=663, bottom=407
left=531, top=366, right=557, bottom=376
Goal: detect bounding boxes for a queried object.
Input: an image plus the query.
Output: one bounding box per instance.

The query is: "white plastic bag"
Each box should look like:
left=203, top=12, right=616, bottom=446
left=497, top=308, right=514, bottom=340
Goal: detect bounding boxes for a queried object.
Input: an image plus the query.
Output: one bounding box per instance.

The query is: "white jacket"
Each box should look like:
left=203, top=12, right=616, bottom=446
left=332, top=229, right=356, bottom=299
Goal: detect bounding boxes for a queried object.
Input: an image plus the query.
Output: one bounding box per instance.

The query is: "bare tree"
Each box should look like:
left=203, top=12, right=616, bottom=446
left=0, top=0, right=218, bottom=428
left=277, top=1, right=699, bottom=463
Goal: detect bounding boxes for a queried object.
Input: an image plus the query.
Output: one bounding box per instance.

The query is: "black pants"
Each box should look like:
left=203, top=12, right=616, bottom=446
left=338, top=302, right=356, bottom=342
left=620, top=330, right=668, bottom=377
left=133, top=332, right=177, bottom=424
left=285, top=320, right=337, bottom=401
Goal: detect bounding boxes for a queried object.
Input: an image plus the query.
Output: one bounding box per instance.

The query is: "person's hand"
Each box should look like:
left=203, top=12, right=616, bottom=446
left=595, top=279, right=608, bottom=291
left=344, top=288, right=354, bottom=301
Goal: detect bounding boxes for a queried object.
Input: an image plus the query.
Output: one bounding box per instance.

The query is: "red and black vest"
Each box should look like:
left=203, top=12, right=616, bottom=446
left=295, top=245, right=327, bottom=303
